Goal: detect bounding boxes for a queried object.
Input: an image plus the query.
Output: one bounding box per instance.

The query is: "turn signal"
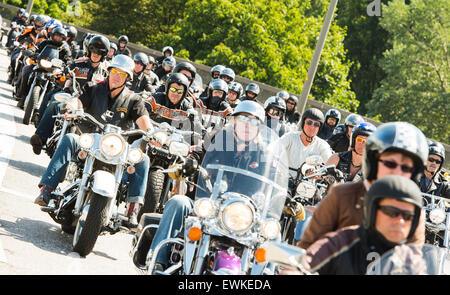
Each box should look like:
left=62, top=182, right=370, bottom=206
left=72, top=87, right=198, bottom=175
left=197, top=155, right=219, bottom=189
left=59, top=76, right=66, bottom=82
left=78, top=151, right=87, bottom=159
left=254, top=248, right=266, bottom=263
left=127, top=166, right=135, bottom=174
left=188, top=227, right=202, bottom=241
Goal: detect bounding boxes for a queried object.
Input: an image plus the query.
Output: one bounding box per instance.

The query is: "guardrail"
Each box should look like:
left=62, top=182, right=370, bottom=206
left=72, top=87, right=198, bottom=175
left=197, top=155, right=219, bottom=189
left=0, top=2, right=449, bottom=169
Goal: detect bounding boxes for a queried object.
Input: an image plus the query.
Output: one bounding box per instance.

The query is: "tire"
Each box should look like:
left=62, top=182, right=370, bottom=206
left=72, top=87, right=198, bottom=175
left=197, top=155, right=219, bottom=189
left=72, top=193, right=109, bottom=257
left=23, top=85, right=40, bottom=125
left=139, top=169, right=165, bottom=220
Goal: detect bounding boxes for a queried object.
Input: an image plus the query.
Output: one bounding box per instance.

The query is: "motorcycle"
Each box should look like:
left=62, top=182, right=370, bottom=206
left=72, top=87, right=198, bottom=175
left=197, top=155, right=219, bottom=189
left=422, top=193, right=450, bottom=248
left=22, top=45, right=66, bottom=125
left=42, top=107, right=151, bottom=256
left=280, top=156, right=345, bottom=244
left=131, top=125, right=290, bottom=275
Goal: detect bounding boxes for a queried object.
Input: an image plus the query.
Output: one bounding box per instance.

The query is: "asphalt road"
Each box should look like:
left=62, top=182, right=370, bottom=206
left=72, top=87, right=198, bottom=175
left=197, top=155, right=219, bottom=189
left=0, top=45, right=138, bottom=275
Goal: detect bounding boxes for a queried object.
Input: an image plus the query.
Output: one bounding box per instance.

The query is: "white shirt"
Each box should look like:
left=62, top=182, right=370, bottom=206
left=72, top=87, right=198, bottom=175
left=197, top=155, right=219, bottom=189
left=279, top=131, right=333, bottom=178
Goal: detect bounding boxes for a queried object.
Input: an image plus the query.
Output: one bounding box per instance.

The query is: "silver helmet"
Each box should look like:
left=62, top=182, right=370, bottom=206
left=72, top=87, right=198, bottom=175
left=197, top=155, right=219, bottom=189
left=231, top=100, right=265, bottom=123
left=107, top=54, right=135, bottom=80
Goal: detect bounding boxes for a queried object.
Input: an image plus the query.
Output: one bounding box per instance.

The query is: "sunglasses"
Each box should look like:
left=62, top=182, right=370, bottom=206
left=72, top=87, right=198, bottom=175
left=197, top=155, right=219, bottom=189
left=378, top=205, right=415, bottom=221
left=110, top=68, right=128, bottom=78
left=236, top=115, right=260, bottom=126
left=378, top=159, right=415, bottom=173
left=356, top=137, right=368, bottom=144
left=169, top=86, right=184, bottom=94
left=305, top=119, right=321, bottom=128
left=428, top=158, right=442, bottom=164
left=286, top=101, right=295, bottom=105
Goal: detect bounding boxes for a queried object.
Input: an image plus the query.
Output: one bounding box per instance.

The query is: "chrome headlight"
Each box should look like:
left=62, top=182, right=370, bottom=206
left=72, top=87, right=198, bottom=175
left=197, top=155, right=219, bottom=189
left=194, top=199, right=215, bottom=218
left=39, top=59, right=52, bottom=69
left=169, top=141, right=189, bottom=157
left=222, top=201, right=254, bottom=233
left=78, top=134, right=94, bottom=149
left=100, top=134, right=125, bottom=158
left=296, top=182, right=316, bottom=199
left=261, top=220, right=281, bottom=240
left=128, top=148, right=143, bottom=164
left=430, top=208, right=446, bottom=224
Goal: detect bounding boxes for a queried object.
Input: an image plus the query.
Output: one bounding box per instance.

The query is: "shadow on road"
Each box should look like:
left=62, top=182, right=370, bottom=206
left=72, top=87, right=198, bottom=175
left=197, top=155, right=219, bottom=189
left=0, top=217, right=73, bottom=256
left=0, top=157, right=47, bottom=178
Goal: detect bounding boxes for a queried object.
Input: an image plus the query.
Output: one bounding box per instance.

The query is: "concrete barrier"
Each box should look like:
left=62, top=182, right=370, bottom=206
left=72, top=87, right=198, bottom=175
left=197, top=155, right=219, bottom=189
left=0, top=2, right=448, bottom=169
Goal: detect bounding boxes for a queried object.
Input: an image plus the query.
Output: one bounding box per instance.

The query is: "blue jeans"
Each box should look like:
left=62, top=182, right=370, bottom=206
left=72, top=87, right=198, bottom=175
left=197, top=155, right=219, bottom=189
left=39, top=133, right=150, bottom=204
left=150, top=195, right=194, bottom=266
left=37, top=89, right=61, bottom=119
left=35, top=99, right=63, bottom=143
left=294, top=211, right=313, bottom=242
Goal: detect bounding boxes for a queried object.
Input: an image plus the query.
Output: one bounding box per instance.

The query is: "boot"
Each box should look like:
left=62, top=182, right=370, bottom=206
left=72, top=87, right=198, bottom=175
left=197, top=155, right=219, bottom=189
left=125, top=202, right=141, bottom=229
left=30, top=134, right=44, bottom=155
left=34, top=185, right=54, bottom=206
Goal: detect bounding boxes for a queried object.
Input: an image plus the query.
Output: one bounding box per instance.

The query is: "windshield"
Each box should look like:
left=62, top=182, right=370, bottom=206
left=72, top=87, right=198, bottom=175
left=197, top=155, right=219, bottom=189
left=366, top=244, right=450, bottom=275
left=196, top=122, right=289, bottom=220
left=37, top=45, right=59, bottom=61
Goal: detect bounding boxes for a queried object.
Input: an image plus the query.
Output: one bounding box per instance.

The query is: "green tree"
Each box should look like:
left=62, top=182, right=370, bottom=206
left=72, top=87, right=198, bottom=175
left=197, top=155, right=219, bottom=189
left=160, top=0, right=358, bottom=111
left=367, top=0, right=449, bottom=143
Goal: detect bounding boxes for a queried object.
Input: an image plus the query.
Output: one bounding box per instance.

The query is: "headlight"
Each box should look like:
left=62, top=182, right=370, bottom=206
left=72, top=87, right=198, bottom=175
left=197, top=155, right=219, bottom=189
left=296, top=182, right=316, bottom=199
left=261, top=220, right=280, bottom=240
left=100, top=134, right=125, bottom=158
left=430, top=208, right=446, bottom=224
left=128, top=148, right=143, bottom=164
left=153, top=131, right=167, bottom=145
left=78, top=134, right=94, bottom=149
left=194, top=199, right=215, bottom=218
left=39, top=59, right=52, bottom=69
left=169, top=141, right=189, bottom=157
left=222, top=202, right=254, bottom=233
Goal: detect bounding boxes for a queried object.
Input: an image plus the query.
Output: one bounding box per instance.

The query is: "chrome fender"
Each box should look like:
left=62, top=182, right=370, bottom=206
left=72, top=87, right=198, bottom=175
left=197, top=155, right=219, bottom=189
left=91, top=170, right=116, bottom=198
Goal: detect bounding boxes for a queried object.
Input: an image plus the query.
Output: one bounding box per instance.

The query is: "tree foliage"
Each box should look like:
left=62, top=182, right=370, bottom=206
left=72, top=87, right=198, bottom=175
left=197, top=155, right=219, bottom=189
left=367, top=0, right=449, bottom=143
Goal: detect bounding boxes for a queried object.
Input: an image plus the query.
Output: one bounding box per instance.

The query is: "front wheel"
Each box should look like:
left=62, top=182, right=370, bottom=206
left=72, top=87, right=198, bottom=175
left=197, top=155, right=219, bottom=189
left=139, top=169, right=166, bottom=220
left=23, top=85, right=40, bottom=125
left=72, top=193, right=110, bottom=257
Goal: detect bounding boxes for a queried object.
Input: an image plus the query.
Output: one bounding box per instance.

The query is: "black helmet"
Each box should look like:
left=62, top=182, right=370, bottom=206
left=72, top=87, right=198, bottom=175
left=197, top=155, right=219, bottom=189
left=210, top=65, right=225, bottom=78
left=350, top=122, right=377, bottom=150
left=428, top=141, right=445, bottom=171
left=66, top=26, right=77, bottom=40
left=165, top=73, right=190, bottom=101
left=88, top=35, right=110, bottom=61
left=245, top=83, right=260, bottom=96
left=133, top=52, right=149, bottom=67
left=118, top=35, right=129, bottom=44
left=162, top=56, right=176, bottom=70
left=300, top=108, right=325, bottom=131
left=208, top=79, right=228, bottom=100
left=287, top=95, right=298, bottom=105
left=363, top=175, right=423, bottom=242
left=325, top=108, right=342, bottom=125
left=51, top=27, right=67, bottom=46
left=362, top=122, right=429, bottom=182
left=173, top=61, right=197, bottom=84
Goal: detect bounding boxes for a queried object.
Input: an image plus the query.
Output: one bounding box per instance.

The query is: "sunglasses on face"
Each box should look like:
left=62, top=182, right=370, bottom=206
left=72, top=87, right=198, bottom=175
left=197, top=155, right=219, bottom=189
left=378, top=205, right=415, bottom=221
left=110, top=68, right=128, bottom=78
left=236, top=115, right=260, bottom=126
left=428, top=158, right=442, bottom=164
left=286, top=101, right=295, bottom=105
left=378, top=159, right=415, bottom=173
left=169, top=86, right=184, bottom=94
left=305, top=119, right=321, bottom=128
left=356, top=137, right=368, bottom=144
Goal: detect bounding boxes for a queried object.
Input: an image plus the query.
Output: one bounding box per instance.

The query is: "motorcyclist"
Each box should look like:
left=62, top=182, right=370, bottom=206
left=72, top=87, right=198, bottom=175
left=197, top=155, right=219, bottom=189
left=210, top=64, right=225, bottom=80
left=154, top=61, right=197, bottom=94
left=326, top=122, right=377, bottom=182
left=327, top=113, right=365, bottom=153
left=11, top=8, right=27, bottom=26
left=277, top=90, right=290, bottom=102
left=284, top=95, right=300, bottom=124
left=264, top=95, right=287, bottom=137
left=130, top=52, right=153, bottom=93
left=297, top=121, right=429, bottom=249
left=143, top=55, right=159, bottom=88
left=318, top=108, right=341, bottom=140
left=240, top=83, right=260, bottom=102
left=34, top=54, right=153, bottom=227
left=145, top=100, right=271, bottom=271
left=16, top=26, right=72, bottom=108
left=226, top=81, right=243, bottom=109
left=30, top=35, right=111, bottom=153
left=219, top=67, right=235, bottom=84
left=116, top=35, right=132, bottom=57
left=297, top=175, right=425, bottom=275
left=44, top=18, right=63, bottom=37
left=6, top=21, right=23, bottom=50
left=7, top=15, right=48, bottom=84
left=65, top=25, right=80, bottom=58
left=198, top=78, right=232, bottom=118
left=155, top=45, right=174, bottom=65
left=154, top=56, right=176, bottom=81
left=419, top=141, right=450, bottom=198
left=106, top=42, right=117, bottom=62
